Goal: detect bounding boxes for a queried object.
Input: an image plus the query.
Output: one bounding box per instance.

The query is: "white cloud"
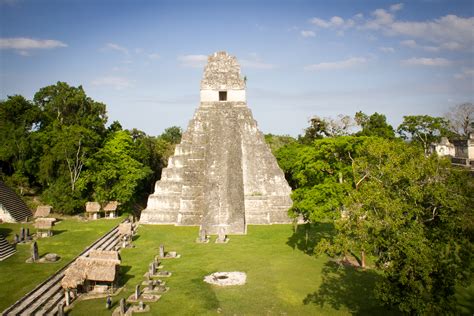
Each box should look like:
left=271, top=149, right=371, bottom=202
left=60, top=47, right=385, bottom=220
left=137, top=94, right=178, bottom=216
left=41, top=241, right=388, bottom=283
left=178, top=54, right=208, bottom=68
left=301, top=30, right=316, bottom=37
left=401, top=57, right=452, bottom=66
left=365, top=9, right=394, bottom=30
left=310, top=16, right=354, bottom=29
left=390, top=3, right=404, bottom=12
left=104, top=42, right=129, bottom=55
left=305, top=57, right=367, bottom=71
left=0, top=37, right=67, bottom=50
left=379, top=46, right=395, bottom=53
left=400, top=39, right=417, bottom=48
left=92, top=76, right=132, bottom=90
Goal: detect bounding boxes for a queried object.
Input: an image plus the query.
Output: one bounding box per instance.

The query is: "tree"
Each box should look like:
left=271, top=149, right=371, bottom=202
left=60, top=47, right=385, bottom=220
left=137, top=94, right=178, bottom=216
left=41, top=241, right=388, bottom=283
left=299, top=116, right=330, bottom=143
left=444, top=102, right=474, bottom=137
left=159, top=126, right=182, bottom=144
left=79, top=130, right=152, bottom=209
left=278, top=136, right=366, bottom=222
left=0, top=95, right=41, bottom=193
left=320, top=138, right=473, bottom=314
left=355, top=111, right=395, bottom=139
left=397, top=115, right=449, bottom=155
left=33, top=82, right=108, bottom=213
left=264, top=134, right=296, bottom=155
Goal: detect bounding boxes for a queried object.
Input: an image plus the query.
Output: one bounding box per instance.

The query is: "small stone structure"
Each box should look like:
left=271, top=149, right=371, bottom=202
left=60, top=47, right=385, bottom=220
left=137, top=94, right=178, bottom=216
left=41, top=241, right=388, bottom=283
left=34, top=218, right=55, bottom=237
left=103, top=201, right=119, bottom=218
left=432, top=133, right=474, bottom=168
left=85, top=202, right=101, bottom=220
left=61, top=250, right=121, bottom=296
left=204, top=272, right=247, bottom=286
left=140, top=51, right=293, bottom=234
left=34, top=205, right=52, bottom=218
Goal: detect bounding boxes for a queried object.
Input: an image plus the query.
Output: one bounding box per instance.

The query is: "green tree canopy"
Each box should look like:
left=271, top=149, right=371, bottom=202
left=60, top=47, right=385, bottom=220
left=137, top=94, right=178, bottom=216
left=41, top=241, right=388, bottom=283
left=79, top=130, right=152, bottom=208
left=397, top=115, right=449, bottom=155
left=320, top=138, right=473, bottom=314
left=355, top=111, right=395, bottom=139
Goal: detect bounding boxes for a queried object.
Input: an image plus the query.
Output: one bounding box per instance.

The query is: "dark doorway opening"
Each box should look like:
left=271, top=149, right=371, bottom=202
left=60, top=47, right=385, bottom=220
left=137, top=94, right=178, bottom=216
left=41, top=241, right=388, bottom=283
left=219, top=91, right=227, bottom=101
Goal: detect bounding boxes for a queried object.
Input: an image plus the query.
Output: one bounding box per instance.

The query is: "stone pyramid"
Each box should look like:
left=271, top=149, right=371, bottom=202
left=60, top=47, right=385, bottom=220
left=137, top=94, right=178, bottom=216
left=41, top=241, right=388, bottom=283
left=140, top=51, right=292, bottom=234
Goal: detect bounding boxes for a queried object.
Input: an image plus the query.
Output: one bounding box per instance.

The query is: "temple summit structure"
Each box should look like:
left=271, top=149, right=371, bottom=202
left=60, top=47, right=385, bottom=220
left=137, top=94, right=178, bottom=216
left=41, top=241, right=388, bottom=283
left=140, top=51, right=292, bottom=234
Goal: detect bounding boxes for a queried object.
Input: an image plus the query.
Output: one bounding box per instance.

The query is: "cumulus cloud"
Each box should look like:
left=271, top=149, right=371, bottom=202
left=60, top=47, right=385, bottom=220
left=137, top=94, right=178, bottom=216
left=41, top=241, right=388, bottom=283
left=301, top=30, right=316, bottom=37
left=92, top=76, right=132, bottom=90
left=401, top=57, right=452, bottom=66
left=310, top=16, right=354, bottom=29
left=390, top=15, right=473, bottom=50
left=103, top=42, right=129, bottom=55
left=305, top=57, right=367, bottom=71
left=390, top=3, right=404, bottom=12
left=178, top=54, right=208, bottom=68
left=0, top=37, right=67, bottom=50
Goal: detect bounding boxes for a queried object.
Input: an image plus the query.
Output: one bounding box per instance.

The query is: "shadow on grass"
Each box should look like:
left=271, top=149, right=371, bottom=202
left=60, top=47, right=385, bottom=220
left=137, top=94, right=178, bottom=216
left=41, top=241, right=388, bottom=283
left=188, top=273, right=219, bottom=312
left=286, top=222, right=334, bottom=255
left=303, top=261, right=399, bottom=315
left=51, top=229, right=67, bottom=236
left=132, top=234, right=140, bottom=242
left=0, top=227, right=13, bottom=237
left=119, top=266, right=134, bottom=286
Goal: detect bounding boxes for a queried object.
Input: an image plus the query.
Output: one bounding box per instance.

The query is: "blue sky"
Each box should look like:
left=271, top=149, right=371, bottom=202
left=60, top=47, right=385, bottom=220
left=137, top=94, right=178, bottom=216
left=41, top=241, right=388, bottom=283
left=1, top=0, right=473, bottom=136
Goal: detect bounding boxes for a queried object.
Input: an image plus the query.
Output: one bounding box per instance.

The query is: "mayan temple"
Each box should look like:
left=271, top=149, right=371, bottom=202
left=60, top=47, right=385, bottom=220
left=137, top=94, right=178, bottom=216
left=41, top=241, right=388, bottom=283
left=140, top=51, right=292, bottom=234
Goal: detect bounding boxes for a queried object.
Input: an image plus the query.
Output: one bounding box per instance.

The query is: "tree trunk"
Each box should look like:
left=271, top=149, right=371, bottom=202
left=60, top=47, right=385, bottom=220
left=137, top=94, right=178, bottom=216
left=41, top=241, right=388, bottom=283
left=361, top=249, right=366, bottom=268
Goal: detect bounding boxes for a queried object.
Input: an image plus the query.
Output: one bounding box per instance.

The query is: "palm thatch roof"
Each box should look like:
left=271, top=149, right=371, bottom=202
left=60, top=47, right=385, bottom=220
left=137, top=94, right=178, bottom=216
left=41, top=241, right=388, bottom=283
left=85, top=202, right=101, bottom=213
left=103, top=201, right=119, bottom=211
left=34, top=219, right=53, bottom=230
left=88, top=250, right=120, bottom=261
left=61, top=254, right=121, bottom=289
left=34, top=205, right=52, bottom=218
left=118, top=222, right=132, bottom=236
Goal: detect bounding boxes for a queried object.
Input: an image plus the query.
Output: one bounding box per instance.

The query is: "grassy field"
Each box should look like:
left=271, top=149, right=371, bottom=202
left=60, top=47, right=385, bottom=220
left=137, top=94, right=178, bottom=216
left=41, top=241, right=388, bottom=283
left=69, top=223, right=400, bottom=316
left=0, top=216, right=122, bottom=311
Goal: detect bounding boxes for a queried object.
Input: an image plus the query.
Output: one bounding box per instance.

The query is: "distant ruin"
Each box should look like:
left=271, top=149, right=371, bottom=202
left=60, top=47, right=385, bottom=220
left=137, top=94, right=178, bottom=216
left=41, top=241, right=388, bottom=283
left=140, top=51, right=292, bottom=234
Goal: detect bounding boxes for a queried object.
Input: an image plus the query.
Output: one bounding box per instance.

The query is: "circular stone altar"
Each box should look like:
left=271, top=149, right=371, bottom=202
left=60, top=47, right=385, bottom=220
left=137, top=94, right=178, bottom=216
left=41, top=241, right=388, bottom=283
left=203, top=272, right=246, bottom=286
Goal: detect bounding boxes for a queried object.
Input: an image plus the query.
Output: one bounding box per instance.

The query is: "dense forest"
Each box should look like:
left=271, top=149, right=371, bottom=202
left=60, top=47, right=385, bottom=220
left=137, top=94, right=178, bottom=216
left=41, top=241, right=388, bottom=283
left=0, top=82, right=182, bottom=215
left=1, top=82, right=473, bottom=314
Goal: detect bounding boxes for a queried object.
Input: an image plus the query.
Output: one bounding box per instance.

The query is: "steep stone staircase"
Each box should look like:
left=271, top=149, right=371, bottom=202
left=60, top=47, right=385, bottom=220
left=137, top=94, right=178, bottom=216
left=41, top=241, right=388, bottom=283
left=0, top=181, right=32, bottom=222
left=0, top=235, right=16, bottom=261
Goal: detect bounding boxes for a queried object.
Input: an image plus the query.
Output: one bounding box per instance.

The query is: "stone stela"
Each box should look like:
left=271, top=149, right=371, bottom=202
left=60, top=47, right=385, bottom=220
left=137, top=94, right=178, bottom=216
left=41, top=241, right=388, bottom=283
left=140, top=51, right=293, bottom=235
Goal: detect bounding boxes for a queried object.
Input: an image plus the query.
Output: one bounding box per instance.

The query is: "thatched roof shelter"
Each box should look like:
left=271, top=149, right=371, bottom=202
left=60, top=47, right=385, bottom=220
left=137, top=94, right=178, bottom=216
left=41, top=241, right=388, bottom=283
left=61, top=253, right=121, bottom=289
left=118, top=222, right=132, bottom=236
left=34, top=219, right=53, bottom=230
left=85, top=202, right=101, bottom=213
left=103, top=201, right=119, bottom=212
left=34, top=205, right=52, bottom=218
left=88, top=249, right=120, bottom=261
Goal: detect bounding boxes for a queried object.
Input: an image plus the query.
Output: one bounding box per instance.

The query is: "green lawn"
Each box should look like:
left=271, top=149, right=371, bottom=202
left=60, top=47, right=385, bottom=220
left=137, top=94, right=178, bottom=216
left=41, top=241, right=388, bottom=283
left=0, top=217, right=122, bottom=311
left=70, top=223, right=400, bottom=316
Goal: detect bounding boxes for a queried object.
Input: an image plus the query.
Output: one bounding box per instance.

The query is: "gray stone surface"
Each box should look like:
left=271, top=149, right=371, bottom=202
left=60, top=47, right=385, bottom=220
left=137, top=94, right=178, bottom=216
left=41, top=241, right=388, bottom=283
left=140, top=51, right=292, bottom=234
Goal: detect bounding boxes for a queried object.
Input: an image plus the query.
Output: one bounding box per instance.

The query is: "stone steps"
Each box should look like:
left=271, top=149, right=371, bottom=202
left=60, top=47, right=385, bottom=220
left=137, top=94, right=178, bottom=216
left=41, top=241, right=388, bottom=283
left=0, top=235, right=16, bottom=261
left=0, top=180, right=32, bottom=222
